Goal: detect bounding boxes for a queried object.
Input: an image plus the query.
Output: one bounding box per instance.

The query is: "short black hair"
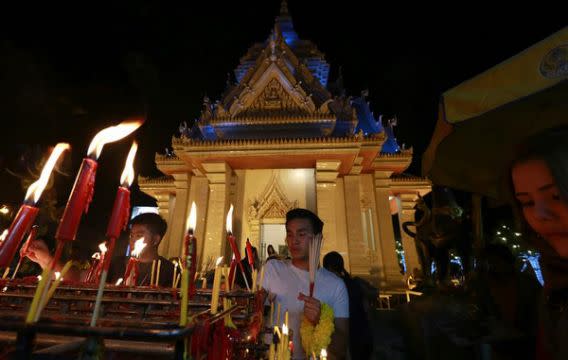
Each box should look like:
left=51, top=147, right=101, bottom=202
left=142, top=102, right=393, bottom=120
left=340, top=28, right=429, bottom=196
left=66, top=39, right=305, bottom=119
left=323, top=251, right=344, bottom=273
left=285, top=208, right=324, bottom=235
left=130, top=213, right=167, bottom=238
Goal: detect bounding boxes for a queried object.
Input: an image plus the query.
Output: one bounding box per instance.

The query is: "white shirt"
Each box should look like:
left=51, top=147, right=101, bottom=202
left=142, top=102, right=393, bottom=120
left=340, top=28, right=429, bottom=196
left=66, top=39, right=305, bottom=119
left=262, top=259, right=349, bottom=359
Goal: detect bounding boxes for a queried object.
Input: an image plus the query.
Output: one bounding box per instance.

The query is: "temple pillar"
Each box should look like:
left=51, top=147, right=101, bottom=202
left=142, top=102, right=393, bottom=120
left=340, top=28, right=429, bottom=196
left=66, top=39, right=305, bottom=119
left=202, top=162, right=232, bottom=265
left=156, top=192, right=175, bottom=257
left=374, top=171, right=403, bottom=287
left=188, top=176, right=210, bottom=271
left=162, top=173, right=191, bottom=259
left=398, top=193, right=422, bottom=277
left=343, top=175, right=368, bottom=276
left=315, top=161, right=340, bottom=262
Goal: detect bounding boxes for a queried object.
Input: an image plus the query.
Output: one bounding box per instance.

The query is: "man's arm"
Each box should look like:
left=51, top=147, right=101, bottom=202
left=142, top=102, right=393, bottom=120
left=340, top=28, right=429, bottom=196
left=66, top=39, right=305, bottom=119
left=329, top=317, right=349, bottom=360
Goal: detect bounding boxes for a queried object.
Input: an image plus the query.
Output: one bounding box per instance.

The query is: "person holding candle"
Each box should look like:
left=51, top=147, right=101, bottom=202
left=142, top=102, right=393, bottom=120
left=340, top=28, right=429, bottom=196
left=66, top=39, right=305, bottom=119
left=22, top=213, right=176, bottom=286
left=108, top=213, right=175, bottom=287
left=261, top=208, right=349, bottom=360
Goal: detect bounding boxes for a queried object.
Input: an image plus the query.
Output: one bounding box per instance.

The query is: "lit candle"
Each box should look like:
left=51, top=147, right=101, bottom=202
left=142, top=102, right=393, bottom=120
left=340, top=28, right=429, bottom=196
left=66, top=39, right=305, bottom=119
left=56, top=120, right=141, bottom=245
left=0, top=144, right=69, bottom=267
left=171, top=260, right=178, bottom=288
left=89, top=142, right=138, bottom=328
left=281, top=324, right=290, bottom=360
left=225, top=205, right=250, bottom=290
left=85, top=251, right=100, bottom=283
left=180, top=202, right=197, bottom=326
left=320, top=348, right=328, bottom=360
left=210, top=256, right=223, bottom=314
left=124, top=238, right=146, bottom=286
left=92, top=242, right=107, bottom=284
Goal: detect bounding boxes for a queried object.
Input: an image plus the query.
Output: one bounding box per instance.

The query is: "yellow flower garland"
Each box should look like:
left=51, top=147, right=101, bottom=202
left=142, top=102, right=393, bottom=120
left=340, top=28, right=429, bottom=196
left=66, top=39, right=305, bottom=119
left=300, top=303, right=334, bottom=355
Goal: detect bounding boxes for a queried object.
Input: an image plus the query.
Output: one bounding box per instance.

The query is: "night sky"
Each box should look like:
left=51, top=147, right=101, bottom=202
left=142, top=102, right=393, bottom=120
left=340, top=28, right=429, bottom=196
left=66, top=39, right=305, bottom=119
left=0, top=1, right=565, bottom=253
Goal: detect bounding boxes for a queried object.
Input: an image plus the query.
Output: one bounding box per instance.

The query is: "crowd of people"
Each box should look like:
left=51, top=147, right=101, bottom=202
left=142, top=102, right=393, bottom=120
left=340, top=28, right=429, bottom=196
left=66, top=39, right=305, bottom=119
left=15, top=125, right=568, bottom=359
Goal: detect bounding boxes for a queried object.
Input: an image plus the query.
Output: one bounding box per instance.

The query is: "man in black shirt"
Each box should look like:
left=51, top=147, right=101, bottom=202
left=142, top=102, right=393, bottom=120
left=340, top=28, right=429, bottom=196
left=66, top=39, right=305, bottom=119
left=108, top=213, right=175, bottom=287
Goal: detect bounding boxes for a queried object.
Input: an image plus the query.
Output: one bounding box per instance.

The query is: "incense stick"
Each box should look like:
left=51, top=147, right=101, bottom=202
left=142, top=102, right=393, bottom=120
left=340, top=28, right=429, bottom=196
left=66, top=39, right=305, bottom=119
left=308, top=233, right=322, bottom=297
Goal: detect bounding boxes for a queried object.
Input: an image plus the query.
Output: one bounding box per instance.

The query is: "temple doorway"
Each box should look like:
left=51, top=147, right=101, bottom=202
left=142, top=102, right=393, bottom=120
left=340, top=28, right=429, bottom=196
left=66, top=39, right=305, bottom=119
left=260, top=223, right=287, bottom=261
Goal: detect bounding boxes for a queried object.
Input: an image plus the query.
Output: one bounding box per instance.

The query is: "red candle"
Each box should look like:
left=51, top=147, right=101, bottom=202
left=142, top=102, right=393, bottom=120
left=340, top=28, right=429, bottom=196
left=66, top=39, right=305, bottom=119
left=92, top=243, right=107, bottom=283
left=106, top=187, right=130, bottom=239
left=225, top=204, right=250, bottom=289
left=0, top=205, right=39, bottom=267
left=124, top=238, right=146, bottom=286
left=228, top=254, right=237, bottom=287
left=124, top=257, right=139, bottom=286
left=0, top=143, right=69, bottom=267
left=55, top=158, right=97, bottom=242
left=246, top=238, right=254, bottom=270
left=227, top=234, right=246, bottom=276
left=84, top=252, right=100, bottom=283
left=104, top=142, right=137, bottom=273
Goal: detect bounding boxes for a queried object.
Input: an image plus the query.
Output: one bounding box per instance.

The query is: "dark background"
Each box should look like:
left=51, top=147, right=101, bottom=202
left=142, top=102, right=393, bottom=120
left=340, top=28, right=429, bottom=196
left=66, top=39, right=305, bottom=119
left=0, top=1, right=564, bottom=254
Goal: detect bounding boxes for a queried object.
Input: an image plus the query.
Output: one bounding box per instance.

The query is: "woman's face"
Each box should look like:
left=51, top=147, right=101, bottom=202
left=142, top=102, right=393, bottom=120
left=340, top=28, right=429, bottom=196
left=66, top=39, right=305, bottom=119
left=512, top=159, right=568, bottom=257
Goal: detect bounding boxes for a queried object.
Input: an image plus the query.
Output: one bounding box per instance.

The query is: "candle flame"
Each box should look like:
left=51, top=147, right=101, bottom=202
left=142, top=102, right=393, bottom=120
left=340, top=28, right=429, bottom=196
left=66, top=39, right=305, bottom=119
left=119, top=142, right=138, bottom=187
left=0, top=205, right=9, bottom=214
left=115, top=278, right=123, bottom=286
left=0, top=229, right=8, bottom=242
left=24, top=143, right=70, bottom=204
left=54, top=272, right=61, bottom=280
left=37, top=275, right=42, bottom=281
left=225, top=204, right=234, bottom=234
left=283, top=324, right=288, bottom=335
left=321, top=349, right=327, bottom=357
left=131, top=238, right=147, bottom=257
left=92, top=252, right=101, bottom=260
left=186, top=202, right=197, bottom=232
left=215, top=256, right=224, bottom=267
left=98, top=242, right=108, bottom=254
left=87, top=119, right=142, bottom=160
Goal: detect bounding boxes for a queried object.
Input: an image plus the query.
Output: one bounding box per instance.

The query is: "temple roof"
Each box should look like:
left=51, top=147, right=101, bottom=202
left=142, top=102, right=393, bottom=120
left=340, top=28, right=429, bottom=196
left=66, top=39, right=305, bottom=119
left=181, top=1, right=401, bottom=153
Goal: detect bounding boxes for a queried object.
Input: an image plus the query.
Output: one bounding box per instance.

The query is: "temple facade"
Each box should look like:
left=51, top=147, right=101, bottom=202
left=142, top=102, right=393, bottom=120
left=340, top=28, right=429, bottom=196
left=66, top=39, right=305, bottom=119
left=139, top=2, right=430, bottom=288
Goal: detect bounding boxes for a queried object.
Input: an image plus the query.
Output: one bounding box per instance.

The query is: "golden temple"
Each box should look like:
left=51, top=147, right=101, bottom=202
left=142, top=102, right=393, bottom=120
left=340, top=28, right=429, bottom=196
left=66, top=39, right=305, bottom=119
left=139, top=1, right=431, bottom=288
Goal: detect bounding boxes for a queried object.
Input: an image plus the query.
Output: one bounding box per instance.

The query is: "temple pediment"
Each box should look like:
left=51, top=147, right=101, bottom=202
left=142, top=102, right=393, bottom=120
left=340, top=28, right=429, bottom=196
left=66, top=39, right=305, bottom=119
left=228, top=64, right=318, bottom=117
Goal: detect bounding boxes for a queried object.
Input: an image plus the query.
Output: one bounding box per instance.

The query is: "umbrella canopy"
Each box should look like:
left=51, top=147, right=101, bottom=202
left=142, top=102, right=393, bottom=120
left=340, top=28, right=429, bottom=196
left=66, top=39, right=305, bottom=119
left=423, top=26, right=568, bottom=201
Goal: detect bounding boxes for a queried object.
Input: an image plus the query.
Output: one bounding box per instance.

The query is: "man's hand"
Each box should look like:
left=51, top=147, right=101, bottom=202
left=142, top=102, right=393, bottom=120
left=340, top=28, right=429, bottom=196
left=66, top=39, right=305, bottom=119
left=20, top=239, right=52, bottom=269
left=298, top=292, right=321, bottom=324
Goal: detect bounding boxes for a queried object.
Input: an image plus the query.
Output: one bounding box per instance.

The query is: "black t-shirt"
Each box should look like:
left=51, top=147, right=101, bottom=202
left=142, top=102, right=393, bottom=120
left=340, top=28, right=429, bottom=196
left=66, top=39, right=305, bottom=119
left=108, top=256, right=176, bottom=287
